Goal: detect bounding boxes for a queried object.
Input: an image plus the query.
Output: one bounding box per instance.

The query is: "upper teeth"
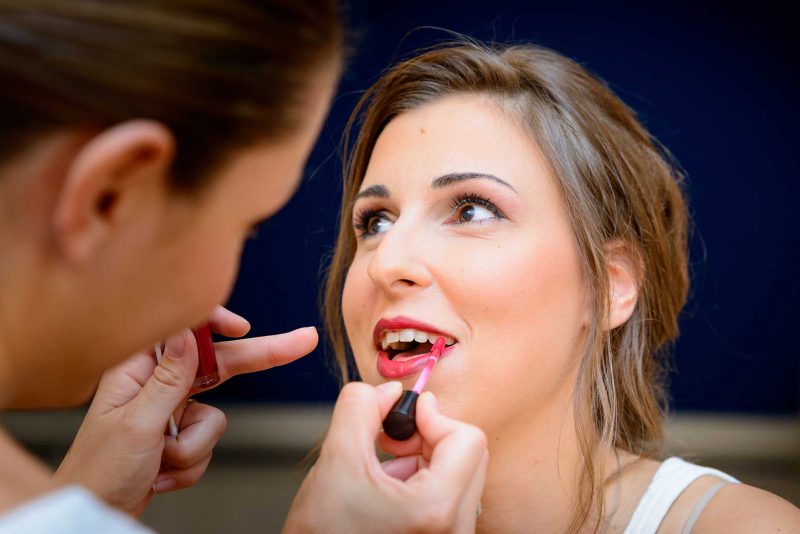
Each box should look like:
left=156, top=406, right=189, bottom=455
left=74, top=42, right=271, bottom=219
left=380, top=329, right=455, bottom=350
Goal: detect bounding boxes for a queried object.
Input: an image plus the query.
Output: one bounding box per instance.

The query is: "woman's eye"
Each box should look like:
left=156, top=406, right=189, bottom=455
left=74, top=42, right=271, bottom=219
left=449, top=194, right=504, bottom=225
left=455, top=204, right=495, bottom=223
left=366, top=214, right=392, bottom=235
left=354, top=209, right=393, bottom=238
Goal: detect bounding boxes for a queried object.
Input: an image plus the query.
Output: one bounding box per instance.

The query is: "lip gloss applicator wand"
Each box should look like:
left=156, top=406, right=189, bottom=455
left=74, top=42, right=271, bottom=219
left=382, top=336, right=446, bottom=441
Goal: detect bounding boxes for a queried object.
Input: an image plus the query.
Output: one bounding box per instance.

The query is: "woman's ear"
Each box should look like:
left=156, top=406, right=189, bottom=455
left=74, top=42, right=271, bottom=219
left=53, top=120, right=175, bottom=263
left=604, top=239, right=642, bottom=331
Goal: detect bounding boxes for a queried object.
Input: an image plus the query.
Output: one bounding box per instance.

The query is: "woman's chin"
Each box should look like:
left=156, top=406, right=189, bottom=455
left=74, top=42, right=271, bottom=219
left=6, top=386, right=94, bottom=410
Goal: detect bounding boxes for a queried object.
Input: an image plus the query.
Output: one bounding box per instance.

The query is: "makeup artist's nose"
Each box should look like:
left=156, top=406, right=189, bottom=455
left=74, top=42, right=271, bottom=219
left=367, top=221, right=433, bottom=295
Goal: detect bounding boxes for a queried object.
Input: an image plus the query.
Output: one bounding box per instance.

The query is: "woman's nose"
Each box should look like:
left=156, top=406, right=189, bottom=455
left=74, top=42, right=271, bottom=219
left=366, top=220, right=433, bottom=296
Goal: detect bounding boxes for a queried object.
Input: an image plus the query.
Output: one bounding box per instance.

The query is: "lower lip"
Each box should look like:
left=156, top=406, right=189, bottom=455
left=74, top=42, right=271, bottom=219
left=376, top=344, right=456, bottom=379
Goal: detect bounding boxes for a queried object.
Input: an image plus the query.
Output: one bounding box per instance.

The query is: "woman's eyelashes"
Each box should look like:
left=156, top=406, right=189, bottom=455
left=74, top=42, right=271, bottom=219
left=447, top=193, right=505, bottom=225
left=353, top=192, right=505, bottom=239
left=353, top=207, right=393, bottom=238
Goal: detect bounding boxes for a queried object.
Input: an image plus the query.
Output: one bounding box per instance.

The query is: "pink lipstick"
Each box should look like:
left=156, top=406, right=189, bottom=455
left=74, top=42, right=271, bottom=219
left=374, top=316, right=455, bottom=379
left=382, top=337, right=445, bottom=441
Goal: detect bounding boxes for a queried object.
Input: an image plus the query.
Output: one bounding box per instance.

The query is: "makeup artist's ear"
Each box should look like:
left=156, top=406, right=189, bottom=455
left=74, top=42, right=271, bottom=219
left=604, top=239, right=642, bottom=330
left=53, top=120, right=175, bottom=263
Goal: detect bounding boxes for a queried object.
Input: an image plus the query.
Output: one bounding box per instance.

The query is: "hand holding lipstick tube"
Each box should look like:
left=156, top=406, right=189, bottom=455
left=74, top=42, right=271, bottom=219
left=58, top=307, right=320, bottom=516
left=382, top=336, right=446, bottom=440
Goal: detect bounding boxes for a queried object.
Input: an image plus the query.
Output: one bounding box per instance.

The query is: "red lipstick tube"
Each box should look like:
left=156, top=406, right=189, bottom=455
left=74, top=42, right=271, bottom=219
left=192, top=323, right=219, bottom=389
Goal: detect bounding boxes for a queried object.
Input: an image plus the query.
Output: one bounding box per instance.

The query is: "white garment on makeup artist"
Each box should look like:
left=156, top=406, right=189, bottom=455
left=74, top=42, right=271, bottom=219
left=0, top=486, right=152, bottom=533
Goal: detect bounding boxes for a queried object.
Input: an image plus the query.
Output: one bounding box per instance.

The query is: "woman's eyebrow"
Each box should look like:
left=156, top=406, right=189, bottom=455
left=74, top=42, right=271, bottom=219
left=354, top=184, right=390, bottom=201
left=353, top=172, right=517, bottom=202
left=431, top=172, right=519, bottom=195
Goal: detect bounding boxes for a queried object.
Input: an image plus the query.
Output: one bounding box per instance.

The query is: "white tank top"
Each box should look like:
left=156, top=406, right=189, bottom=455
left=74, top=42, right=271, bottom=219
left=624, top=457, right=739, bottom=534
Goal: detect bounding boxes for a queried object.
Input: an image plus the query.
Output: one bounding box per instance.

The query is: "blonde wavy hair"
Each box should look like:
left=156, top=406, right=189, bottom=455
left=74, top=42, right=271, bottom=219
left=323, top=39, right=689, bottom=532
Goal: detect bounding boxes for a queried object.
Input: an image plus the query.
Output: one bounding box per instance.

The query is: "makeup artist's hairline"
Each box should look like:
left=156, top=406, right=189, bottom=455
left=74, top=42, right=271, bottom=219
left=352, top=171, right=519, bottom=203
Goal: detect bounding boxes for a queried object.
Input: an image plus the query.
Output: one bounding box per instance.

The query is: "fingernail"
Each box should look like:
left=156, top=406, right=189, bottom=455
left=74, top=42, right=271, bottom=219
left=165, top=331, right=186, bottom=360
left=153, top=477, right=177, bottom=493
left=377, top=381, right=402, bottom=395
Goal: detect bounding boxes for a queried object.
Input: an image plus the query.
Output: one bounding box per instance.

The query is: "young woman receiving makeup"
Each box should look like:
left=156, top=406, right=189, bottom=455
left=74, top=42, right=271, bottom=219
left=0, top=3, right=487, bottom=532
left=325, top=41, right=800, bottom=533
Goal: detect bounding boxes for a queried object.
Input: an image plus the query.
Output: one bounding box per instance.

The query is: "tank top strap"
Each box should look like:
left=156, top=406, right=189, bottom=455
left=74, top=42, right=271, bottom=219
left=623, top=457, right=739, bottom=534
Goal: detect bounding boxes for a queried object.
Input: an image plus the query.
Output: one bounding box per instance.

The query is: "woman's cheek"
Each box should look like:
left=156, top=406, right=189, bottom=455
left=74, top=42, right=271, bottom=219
left=341, top=256, right=376, bottom=381
left=443, top=239, right=532, bottom=310
left=440, top=237, right=582, bottom=413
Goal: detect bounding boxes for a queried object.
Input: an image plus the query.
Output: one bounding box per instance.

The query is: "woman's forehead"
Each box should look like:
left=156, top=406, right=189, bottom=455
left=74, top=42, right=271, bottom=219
left=361, top=95, right=552, bottom=199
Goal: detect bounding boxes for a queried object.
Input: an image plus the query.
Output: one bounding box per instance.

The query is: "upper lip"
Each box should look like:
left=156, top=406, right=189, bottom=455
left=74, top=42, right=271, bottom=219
left=372, top=316, right=457, bottom=348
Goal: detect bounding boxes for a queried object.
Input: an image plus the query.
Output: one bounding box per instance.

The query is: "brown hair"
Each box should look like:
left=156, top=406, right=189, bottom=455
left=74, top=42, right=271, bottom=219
left=323, top=39, right=689, bottom=532
left=0, top=0, right=341, bottom=189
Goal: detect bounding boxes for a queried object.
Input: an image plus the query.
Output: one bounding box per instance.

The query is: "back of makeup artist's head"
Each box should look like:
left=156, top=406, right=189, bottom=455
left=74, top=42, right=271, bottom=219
left=324, top=40, right=688, bottom=532
left=0, top=0, right=341, bottom=408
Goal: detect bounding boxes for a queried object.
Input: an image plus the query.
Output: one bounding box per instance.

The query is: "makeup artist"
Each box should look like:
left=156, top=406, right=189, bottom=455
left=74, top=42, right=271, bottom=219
left=0, top=1, right=487, bottom=532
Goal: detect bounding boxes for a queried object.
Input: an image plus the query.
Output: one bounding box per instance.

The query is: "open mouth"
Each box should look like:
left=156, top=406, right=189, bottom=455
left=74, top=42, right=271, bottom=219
left=379, top=329, right=456, bottom=361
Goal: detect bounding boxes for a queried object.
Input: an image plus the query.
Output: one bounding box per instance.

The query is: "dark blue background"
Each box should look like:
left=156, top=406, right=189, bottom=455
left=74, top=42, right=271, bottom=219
left=205, top=3, right=799, bottom=414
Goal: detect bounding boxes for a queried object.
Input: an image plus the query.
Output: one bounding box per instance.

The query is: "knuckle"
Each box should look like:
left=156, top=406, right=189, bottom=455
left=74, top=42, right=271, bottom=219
left=152, top=361, right=184, bottom=388
left=170, top=446, right=192, bottom=468
left=461, top=425, right=488, bottom=451
left=181, top=467, right=204, bottom=487
left=209, top=408, right=228, bottom=440
left=182, top=456, right=212, bottom=487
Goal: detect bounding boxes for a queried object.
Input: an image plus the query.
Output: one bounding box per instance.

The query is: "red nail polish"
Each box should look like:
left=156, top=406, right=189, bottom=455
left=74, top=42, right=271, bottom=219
left=192, top=323, right=219, bottom=388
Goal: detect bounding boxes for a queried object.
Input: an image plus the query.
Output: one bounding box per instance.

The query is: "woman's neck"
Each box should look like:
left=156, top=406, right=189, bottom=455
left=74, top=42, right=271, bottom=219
left=0, top=305, right=65, bottom=513
left=475, top=396, right=660, bottom=534
left=0, top=427, right=57, bottom=513
left=476, top=396, right=588, bottom=533
left=0, top=300, right=59, bottom=510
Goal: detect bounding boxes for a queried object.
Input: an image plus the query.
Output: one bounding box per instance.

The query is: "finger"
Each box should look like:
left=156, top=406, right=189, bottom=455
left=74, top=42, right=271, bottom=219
left=208, top=306, right=251, bottom=338
left=323, top=381, right=402, bottom=463
left=408, top=392, right=488, bottom=492
left=212, top=326, right=319, bottom=383
left=128, top=331, right=198, bottom=427
left=378, top=430, right=423, bottom=458
left=163, top=402, right=226, bottom=469
left=381, top=455, right=429, bottom=482
left=153, top=453, right=213, bottom=493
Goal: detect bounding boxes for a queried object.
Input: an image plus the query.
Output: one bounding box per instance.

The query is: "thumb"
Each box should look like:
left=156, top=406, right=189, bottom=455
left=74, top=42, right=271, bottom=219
left=130, top=330, right=198, bottom=425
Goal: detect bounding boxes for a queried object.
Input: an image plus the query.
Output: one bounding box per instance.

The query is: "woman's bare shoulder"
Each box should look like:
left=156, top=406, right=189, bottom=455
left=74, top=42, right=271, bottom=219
left=692, top=483, right=800, bottom=533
